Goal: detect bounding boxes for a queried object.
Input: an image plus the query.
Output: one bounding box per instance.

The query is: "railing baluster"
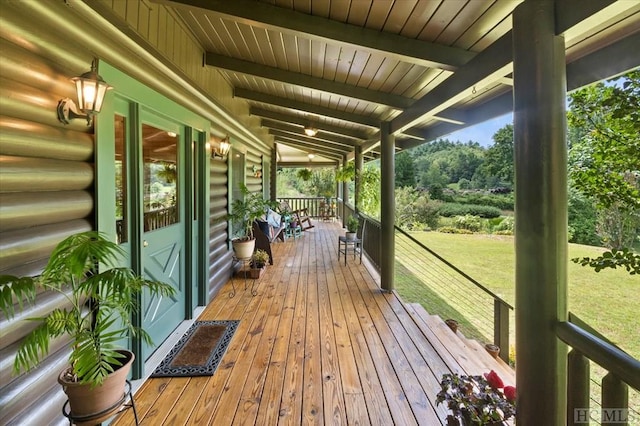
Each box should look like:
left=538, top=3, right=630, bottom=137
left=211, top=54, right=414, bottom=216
left=567, top=349, right=590, bottom=426
left=602, top=373, right=628, bottom=426
left=493, top=299, right=510, bottom=363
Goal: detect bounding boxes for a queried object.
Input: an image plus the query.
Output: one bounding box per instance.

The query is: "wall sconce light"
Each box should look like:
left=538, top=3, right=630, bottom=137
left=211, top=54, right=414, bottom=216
left=304, top=125, right=318, bottom=137
left=57, top=59, right=112, bottom=126
left=211, top=135, right=231, bottom=159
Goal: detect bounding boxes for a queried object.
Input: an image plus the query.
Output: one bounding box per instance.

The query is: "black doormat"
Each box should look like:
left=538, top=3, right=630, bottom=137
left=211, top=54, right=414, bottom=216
left=150, top=320, right=239, bottom=377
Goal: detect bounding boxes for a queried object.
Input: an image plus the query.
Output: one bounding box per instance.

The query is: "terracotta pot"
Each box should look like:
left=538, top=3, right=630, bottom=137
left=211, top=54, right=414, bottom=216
left=445, top=319, right=459, bottom=333
left=59, top=349, right=134, bottom=425
left=485, top=343, right=500, bottom=358
left=232, top=237, right=255, bottom=260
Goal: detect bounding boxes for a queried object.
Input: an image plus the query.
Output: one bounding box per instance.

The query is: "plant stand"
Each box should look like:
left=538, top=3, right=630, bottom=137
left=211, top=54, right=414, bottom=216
left=230, top=257, right=261, bottom=297
left=62, top=380, right=138, bottom=426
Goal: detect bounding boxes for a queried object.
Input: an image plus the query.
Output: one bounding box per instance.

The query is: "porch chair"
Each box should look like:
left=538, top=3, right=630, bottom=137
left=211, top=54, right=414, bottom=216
left=279, top=201, right=314, bottom=231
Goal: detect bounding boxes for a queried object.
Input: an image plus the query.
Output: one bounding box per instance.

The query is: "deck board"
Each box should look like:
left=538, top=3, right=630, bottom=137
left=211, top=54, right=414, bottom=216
left=112, top=221, right=513, bottom=426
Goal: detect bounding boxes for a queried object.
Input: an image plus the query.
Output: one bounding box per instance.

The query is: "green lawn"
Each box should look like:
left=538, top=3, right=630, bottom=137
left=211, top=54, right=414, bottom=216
left=401, top=231, right=639, bottom=360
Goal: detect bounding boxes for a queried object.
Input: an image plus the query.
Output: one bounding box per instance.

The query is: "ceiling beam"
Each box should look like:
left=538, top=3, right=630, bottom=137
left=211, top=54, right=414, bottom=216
left=391, top=33, right=513, bottom=135
left=274, top=138, right=347, bottom=158
left=390, top=1, right=622, bottom=136
left=262, top=120, right=361, bottom=148
left=206, top=53, right=412, bottom=109
left=250, top=107, right=370, bottom=140
left=277, top=161, right=338, bottom=168
left=155, top=0, right=475, bottom=71
left=235, top=88, right=381, bottom=128
left=566, top=32, right=640, bottom=91
left=268, top=129, right=357, bottom=151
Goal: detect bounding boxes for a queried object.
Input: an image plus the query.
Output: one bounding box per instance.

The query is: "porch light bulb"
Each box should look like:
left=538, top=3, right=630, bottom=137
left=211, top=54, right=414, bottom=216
left=308, top=153, right=315, bottom=160
left=304, top=126, right=318, bottom=137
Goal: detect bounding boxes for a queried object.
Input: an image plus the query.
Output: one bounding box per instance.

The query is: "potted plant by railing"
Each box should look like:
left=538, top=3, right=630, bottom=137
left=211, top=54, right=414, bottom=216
left=0, top=231, right=175, bottom=422
left=225, top=184, right=275, bottom=259
left=346, top=214, right=359, bottom=240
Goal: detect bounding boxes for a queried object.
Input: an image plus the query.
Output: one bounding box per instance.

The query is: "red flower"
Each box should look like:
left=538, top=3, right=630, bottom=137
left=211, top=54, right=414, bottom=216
left=503, top=386, right=516, bottom=401
left=484, top=370, right=504, bottom=389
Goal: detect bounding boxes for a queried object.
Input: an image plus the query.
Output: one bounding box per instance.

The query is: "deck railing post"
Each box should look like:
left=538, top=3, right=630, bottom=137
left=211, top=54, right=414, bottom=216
left=493, top=299, right=510, bottom=363
left=601, top=373, right=628, bottom=426
left=567, top=349, right=590, bottom=426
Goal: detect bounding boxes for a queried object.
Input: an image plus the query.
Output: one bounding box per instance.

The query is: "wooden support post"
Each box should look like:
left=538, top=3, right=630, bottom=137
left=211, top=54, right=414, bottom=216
left=602, top=373, right=629, bottom=426
left=567, top=349, right=590, bottom=426
left=513, top=1, right=568, bottom=424
left=493, top=299, right=510, bottom=363
left=354, top=145, right=363, bottom=214
left=380, top=122, right=394, bottom=292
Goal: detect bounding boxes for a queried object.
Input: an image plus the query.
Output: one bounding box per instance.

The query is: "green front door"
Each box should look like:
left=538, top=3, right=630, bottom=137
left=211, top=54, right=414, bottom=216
left=138, top=114, right=186, bottom=360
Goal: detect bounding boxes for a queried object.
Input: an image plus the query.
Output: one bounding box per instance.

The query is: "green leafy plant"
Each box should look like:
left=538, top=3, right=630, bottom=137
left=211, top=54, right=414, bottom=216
left=296, top=168, right=313, bottom=181
left=0, top=231, right=175, bottom=386
left=346, top=215, right=359, bottom=233
left=226, top=184, right=276, bottom=240
left=335, top=162, right=355, bottom=182
left=437, top=370, right=516, bottom=425
left=251, top=249, right=270, bottom=268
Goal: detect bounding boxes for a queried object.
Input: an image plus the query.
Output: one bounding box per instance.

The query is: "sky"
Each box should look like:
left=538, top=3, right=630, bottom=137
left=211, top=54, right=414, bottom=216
left=441, top=113, right=513, bottom=147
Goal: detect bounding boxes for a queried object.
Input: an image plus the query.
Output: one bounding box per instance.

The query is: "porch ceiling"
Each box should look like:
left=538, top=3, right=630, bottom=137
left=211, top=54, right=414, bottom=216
left=153, top=0, right=640, bottom=162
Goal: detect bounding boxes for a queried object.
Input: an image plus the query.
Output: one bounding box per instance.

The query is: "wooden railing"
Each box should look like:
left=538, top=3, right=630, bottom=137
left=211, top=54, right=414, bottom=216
left=558, top=315, right=640, bottom=425
left=277, top=197, right=338, bottom=219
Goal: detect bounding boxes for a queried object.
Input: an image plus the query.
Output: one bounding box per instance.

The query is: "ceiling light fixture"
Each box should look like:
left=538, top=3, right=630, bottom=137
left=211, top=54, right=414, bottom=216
left=57, top=59, right=112, bottom=126
left=304, top=125, right=318, bottom=137
left=308, top=153, right=315, bottom=160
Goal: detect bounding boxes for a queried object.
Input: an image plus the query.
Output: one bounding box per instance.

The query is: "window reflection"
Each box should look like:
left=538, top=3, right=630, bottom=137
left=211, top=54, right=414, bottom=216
left=115, top=115, right=127, bottom=244
left=143, top=124, right=179, bottom=232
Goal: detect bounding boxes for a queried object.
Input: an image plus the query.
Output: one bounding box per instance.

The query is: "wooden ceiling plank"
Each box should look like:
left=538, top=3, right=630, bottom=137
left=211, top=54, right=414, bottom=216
left=205, top=51, right=413, bottom=109
left=156, top=0, right=476, bottom=70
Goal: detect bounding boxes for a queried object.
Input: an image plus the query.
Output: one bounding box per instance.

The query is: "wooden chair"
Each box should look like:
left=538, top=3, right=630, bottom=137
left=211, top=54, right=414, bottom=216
left=279, top=201, right=314, bottom=230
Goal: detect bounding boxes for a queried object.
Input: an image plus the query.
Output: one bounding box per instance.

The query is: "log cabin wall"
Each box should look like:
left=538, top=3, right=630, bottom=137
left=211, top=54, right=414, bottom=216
left=209, top=156, right=231, bottom=299
left=0, top=1, right=272, bottom=423
left=0, top=12, right=96, bottom=426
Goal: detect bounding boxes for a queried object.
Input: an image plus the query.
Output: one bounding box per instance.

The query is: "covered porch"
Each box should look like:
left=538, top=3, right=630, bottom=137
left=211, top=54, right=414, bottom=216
left=113, top=221, right=513, bottom=425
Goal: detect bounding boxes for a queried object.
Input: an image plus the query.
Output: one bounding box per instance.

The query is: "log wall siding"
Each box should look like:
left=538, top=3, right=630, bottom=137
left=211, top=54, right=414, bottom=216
left=209, top=158, right=231, bottom=299
left=0, top=20, right=95, bottom=425
left=0, top=1, right=273, bottom=423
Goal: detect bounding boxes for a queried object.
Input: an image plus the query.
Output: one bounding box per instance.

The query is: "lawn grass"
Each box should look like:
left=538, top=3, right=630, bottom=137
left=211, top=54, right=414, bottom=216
left=404, top=231, right=638, bottom=359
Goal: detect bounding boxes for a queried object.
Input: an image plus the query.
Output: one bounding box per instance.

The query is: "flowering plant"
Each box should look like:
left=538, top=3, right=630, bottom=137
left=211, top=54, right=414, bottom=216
left=436, top=370, right=516, bottom=425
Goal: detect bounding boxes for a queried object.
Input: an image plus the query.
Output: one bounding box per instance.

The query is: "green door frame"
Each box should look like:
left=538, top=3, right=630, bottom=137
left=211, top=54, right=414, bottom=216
left=96, top=61, right=210, bottom=377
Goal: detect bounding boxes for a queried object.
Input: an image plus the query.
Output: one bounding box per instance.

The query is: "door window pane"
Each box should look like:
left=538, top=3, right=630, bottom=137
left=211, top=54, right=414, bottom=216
left=115, top=114, right=127, bottom=243
left=143, top=124, right=179, bottom=232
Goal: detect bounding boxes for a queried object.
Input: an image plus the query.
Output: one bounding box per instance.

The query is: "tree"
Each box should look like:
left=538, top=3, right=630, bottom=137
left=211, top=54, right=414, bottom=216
left=568, top=70, right=640, bottom=274
left=482, top=124, right=514, bottom=186
left=395, top=151, right=416, bottom=188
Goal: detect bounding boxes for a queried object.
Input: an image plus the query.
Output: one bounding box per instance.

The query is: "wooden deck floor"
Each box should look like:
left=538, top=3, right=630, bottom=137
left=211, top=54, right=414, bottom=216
left=113, top=221, right=513, bottom=426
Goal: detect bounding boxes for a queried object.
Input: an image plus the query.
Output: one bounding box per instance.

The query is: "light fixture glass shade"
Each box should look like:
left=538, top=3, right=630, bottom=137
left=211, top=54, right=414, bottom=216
left=308, top=153, right=315, bottom=160
left=72, top=60, right=112, bottom=115
left=218, top=139, right=231, bottom=156
left=304, top=126, right=318, bottom=137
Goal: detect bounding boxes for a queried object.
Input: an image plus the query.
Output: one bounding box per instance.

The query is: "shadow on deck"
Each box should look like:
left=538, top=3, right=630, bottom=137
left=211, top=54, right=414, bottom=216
left=113, top=221, right=513, bottom=426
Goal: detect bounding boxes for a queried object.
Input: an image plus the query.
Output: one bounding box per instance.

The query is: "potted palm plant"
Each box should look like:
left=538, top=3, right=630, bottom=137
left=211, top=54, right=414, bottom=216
left=0, top=231, right=175, bottom=422
left=225, top=184, right=275, bottom=259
